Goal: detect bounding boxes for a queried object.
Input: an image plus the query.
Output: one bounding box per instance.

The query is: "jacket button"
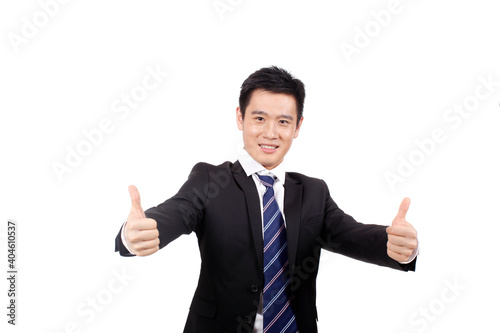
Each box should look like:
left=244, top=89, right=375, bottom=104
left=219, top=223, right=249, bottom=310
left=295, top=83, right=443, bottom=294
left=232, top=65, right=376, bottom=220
left=245, top=316, right=252, bottom=324
left=251, top=284, right=259, bottom=293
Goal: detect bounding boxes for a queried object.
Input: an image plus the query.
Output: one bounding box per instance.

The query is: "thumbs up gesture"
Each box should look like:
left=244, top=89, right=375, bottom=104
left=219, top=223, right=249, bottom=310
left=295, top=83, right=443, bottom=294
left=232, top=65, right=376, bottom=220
left=386, top=197, right=418, bottom=263
left=124, top=185, right=160, bottom=256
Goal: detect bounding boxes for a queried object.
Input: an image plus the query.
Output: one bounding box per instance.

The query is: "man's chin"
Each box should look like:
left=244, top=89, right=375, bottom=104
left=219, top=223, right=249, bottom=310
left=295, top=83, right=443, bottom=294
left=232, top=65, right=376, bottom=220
left=245, top=148, right=283, bottom=169
left=260, top=159, right=283, bottom=170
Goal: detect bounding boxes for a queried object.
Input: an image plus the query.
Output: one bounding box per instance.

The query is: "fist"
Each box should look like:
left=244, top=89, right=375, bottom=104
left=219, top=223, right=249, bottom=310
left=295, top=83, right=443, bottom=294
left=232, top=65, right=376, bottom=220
left=386, top=197, right=418, bottom=263
left=124, top=185, right=160, bottom=256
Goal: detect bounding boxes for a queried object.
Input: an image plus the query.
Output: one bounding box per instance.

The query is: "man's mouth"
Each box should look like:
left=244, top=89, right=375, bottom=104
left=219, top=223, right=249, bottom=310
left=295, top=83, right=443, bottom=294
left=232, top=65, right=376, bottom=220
left=259, top=144, right=278, bottom=152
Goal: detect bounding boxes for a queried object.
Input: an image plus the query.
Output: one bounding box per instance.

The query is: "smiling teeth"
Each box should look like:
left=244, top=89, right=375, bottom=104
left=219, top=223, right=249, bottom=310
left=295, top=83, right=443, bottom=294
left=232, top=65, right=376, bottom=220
left=260, top=145, right=277, bottom=149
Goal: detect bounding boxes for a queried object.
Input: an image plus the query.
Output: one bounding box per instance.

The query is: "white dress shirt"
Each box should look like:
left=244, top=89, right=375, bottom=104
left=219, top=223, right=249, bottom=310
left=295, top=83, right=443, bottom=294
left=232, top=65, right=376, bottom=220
left=237, top=148, right=287, bottom=333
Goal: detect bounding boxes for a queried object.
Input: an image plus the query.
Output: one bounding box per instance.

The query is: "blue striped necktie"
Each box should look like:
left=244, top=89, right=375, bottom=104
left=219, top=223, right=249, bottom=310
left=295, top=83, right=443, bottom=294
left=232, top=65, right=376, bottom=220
left=257, top=174, right=298, bottom=333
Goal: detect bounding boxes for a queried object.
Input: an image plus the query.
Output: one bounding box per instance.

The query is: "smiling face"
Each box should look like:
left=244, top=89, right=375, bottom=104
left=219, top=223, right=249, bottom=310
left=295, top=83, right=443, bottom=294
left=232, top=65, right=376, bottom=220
left=237, top=89, right=303, bottom=170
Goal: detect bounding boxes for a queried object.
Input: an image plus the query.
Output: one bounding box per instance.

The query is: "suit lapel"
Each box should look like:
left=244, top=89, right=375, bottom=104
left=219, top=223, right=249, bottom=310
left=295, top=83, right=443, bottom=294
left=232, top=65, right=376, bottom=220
left=232, top=161, right=264, bottom=272
left=284, top=174, right=302, bottom=274
left=232, top=162, right=303, bottom=274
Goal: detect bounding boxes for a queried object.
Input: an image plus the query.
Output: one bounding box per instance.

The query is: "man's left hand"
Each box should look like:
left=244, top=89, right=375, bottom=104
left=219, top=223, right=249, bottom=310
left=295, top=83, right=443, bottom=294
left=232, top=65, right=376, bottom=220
left=386, top=197, right=418, bottom=263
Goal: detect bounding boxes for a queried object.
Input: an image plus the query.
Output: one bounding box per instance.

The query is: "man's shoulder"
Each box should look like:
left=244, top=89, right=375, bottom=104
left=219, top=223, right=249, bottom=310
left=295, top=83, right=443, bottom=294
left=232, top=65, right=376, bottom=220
left=285, top=171, right=327, bottom=188
left=191, top=161, right=240, bottom=172
left=187, top=161, right=242, bottom=181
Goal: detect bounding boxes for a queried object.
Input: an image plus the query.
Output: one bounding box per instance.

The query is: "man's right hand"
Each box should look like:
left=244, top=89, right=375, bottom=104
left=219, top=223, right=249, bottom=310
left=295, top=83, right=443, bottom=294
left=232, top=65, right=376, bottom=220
left=124, top=185, right=160, bottom=256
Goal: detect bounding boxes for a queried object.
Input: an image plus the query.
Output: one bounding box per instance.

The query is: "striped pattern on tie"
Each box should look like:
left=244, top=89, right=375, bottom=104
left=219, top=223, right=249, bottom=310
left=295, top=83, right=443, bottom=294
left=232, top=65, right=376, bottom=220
left=257, top=174, right=298, bottom=333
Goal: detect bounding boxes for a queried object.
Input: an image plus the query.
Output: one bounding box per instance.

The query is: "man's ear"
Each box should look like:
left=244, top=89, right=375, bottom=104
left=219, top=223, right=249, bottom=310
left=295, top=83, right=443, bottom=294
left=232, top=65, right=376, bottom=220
left=236, top=107, right=244, bottom=131
left=293, top=117, right=304, bottom=139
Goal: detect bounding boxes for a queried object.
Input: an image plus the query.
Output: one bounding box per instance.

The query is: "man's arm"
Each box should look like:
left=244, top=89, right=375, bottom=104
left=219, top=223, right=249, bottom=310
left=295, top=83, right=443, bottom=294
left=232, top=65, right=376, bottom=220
left=320, top=182, right=417, bottom=271
left=115, top=162, right=210, bottom=257
left=115, top=222, right=135, bottom=256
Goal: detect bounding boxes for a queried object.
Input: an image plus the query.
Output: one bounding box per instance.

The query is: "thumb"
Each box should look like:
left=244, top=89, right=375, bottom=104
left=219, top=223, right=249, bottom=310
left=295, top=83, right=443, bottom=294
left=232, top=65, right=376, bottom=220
left=393, top=197, right=410, bottom=225
left=128, top=185, right=146, bottom=219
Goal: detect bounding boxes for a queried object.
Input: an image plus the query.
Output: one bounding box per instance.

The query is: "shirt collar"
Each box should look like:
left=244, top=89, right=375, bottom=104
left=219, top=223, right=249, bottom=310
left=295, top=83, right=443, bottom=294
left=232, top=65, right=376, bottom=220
left=237, top=148, right=287, bottom=185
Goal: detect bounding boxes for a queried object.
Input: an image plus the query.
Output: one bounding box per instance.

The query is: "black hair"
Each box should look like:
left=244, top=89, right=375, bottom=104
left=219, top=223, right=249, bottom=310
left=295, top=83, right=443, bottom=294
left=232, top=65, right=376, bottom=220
left=239, top=66, right=305, bottom=125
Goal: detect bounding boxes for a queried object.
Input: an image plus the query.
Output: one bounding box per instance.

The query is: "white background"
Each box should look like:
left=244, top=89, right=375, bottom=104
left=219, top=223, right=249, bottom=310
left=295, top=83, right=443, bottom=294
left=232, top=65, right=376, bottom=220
left=1, top=0, right=499, bottom=332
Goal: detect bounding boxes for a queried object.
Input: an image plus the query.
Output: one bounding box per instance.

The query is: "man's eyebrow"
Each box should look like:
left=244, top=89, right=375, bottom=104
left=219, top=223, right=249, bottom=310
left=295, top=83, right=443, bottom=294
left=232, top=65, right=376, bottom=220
left=250, top=110, right=294, bottom=121
left=251, top=110, right=268, bottom=116
left=279, top=114, right=294, bottom=121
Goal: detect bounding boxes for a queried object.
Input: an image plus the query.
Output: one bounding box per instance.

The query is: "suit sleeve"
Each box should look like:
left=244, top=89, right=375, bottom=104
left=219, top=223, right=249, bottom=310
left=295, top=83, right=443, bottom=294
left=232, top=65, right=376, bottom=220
left=320, top=181, right=416, bottom=272
left=115, top=223, right=135, bottom=256
left=114, top=162, right=209, bottom=256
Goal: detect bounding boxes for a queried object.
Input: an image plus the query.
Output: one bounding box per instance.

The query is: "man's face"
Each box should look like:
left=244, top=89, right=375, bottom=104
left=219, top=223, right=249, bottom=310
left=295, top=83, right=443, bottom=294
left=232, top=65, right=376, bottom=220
left=237, top=89, right=303, bottom=170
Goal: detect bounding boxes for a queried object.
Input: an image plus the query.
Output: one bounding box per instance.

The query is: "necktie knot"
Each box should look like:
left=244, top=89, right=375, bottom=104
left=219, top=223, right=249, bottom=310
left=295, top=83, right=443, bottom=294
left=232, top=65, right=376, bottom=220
left=257, top=174, right=275, bottom=188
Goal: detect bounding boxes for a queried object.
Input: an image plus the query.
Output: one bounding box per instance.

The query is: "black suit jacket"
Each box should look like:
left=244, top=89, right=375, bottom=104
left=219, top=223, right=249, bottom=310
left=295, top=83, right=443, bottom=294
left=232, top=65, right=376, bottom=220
left=115, top=161, right=416, bottom=332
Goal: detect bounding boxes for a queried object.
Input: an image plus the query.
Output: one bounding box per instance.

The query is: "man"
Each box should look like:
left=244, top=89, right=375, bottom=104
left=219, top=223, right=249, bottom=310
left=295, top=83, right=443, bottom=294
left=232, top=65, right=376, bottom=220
left=115, top=66, right=418, bottom=332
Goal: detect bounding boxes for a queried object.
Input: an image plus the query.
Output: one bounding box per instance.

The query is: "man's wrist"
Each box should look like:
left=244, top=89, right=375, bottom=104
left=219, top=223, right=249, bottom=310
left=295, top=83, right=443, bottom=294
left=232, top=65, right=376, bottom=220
left=121, top=220, right=136, bottom=255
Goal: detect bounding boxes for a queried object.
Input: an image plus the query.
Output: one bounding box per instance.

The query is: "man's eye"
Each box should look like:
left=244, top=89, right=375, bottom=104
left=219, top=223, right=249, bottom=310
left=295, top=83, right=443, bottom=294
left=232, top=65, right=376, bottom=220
left=256, top=117, right=264, bottom=121
left=279, top=120, right=289, bottom=125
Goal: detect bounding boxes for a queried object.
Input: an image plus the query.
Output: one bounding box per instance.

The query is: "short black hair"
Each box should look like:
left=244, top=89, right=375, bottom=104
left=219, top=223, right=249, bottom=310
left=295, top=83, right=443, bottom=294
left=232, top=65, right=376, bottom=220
left=239, top=66, right=305, bottom=125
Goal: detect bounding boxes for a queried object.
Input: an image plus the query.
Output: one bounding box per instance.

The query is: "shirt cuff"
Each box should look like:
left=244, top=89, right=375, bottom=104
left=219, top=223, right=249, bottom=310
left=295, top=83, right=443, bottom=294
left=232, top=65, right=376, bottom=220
left=121, top=220, right=136, bottom=255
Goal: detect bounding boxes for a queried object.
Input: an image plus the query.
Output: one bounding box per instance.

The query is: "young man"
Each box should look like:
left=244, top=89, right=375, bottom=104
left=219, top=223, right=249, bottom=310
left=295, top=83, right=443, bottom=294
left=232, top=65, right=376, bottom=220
left=115, top=66, right=418, bottom=333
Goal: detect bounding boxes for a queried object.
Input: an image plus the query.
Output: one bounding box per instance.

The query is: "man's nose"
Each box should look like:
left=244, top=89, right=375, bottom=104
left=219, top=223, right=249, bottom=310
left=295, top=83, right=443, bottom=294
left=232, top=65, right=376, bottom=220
left=263, top=122, right=278, bottom=139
